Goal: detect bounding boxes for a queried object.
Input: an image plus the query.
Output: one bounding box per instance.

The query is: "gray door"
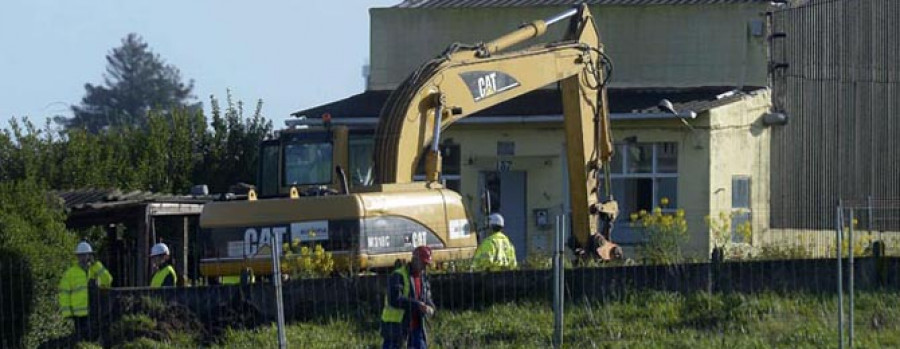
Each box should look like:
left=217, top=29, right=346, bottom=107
left=500, top=171, right=527, bottom=261
left=479, top=170, right=527, bottom=262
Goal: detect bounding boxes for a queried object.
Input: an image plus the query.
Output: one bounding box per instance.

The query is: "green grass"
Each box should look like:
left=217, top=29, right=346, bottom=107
left=115, top=291, right=900, bottom=349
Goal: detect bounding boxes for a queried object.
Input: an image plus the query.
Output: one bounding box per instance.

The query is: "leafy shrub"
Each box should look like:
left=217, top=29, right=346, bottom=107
left=283, top=241, right=334, bottom=279
left=434, top=257, right=475, bottom=274
left=108, top=296, right=205, bottom=347
left=755, top=244, right=813, bottom=260
left=706, top=210, right=756, bottom=260
left=631, top=201, right=689, bottom=264
left=831, top=222, right=875, bottom=257
left=0, top=179, right=76, bottom=348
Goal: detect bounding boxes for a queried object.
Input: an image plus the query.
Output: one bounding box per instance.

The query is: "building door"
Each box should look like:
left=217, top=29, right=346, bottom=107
left=480, top=170, right=527, bottom=261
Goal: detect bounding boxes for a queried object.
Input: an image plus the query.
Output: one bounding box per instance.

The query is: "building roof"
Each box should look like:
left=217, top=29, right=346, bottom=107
left=395, top=0, right=767, bottom=8
left=291, top=86, right=765, bottom=121
left=55, top=188, right=211, bottom=212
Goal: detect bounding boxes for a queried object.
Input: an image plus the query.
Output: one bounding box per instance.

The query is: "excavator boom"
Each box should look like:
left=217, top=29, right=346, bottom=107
left=373, top=4, right=617, bottom=257
left=197, top=5, right=620, bottom=279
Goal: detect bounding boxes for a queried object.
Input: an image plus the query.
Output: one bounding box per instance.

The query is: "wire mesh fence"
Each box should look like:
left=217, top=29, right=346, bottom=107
left=3, top=203, right=900, bottom=348
left=3, top=0, right=900, bottom=347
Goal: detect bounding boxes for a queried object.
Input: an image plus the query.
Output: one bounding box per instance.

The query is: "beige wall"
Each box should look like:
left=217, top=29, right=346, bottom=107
left=611, top=119, right=711, bottom=257
left=433, top=91, right=772, bottom=260
left=444, top=124, right=565, bottom=256
left=370, top=4, right=769, bottom=90
left=443, top=119, right=711, bottom=259
left=706, top=90, right=772, bottom=253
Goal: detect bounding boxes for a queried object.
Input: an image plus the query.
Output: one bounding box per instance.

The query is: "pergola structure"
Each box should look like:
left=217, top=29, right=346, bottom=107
left=56, top=189, right=213, bottom=287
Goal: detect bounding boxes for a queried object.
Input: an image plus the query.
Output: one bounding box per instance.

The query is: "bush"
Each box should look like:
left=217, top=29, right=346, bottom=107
left=755, top=244, right=813, bottom=260
left=283, top=242, right=334, bottom=279
left=0, top=179, right=77, bottom=348
left=631, top=202, right=689, bottom=265
left=0, top=248, right=33, bottom=349
left=108, top=296, right=205, bottom=347
left=706, top=210, right=757, bottom=260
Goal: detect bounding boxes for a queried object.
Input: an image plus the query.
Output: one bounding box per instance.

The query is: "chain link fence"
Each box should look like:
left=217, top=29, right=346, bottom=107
left=3, top=0, right=900, bottom=347
left=3, top=206, right=899, bottom=348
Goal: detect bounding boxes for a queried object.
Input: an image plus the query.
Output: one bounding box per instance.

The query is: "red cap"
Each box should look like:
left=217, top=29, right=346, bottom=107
left=413, top=246, right=433, bottom=264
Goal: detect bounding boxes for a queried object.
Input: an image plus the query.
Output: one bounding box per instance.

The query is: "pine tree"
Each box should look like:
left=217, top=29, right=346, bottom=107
left=62, top=33, right=197, bottom=132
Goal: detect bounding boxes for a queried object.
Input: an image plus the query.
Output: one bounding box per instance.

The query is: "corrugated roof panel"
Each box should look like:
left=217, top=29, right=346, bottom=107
left=54, top=188, right=214, bottom=212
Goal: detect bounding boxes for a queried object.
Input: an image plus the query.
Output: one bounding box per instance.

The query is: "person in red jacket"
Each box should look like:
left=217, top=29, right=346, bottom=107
left=380, top=246, right=436, bottom=349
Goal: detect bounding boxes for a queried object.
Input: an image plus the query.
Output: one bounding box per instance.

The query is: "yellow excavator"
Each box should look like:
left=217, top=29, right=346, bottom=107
left=198, top=4, right=620, bottom=277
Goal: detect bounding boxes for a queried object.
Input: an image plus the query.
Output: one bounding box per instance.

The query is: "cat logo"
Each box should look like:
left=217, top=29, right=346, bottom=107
left=460, top=71, right=521, bottom=102
left=478, top=73, right=498, bottom=100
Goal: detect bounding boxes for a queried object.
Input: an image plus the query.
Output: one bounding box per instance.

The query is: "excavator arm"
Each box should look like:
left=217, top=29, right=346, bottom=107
left=373, top=5, right=619, bottom=259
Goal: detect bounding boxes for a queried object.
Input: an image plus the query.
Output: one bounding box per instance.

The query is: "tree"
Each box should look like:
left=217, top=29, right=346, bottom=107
left=62, top=33, right=196, bottom=132
left=195, top=92, right=273, bottom=193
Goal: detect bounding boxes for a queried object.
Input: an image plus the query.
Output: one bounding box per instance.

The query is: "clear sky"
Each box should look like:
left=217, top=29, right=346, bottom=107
left=0, top=0, right=399, bottom=129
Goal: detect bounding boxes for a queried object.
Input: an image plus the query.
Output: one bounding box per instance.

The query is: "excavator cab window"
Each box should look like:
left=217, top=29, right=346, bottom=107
left=283, top=132, right=333, bottom=186
left=258, top=140, right=280, bottom=197
left=348, top=133, right=375, bottom=187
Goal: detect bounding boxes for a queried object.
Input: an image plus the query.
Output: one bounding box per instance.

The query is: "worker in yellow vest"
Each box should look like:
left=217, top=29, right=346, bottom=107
left=149, top=242, right=177, bottom=287
left=381, top=246, right=435, bottom=349
left=58, top=241, right=112, bottom=343
left=472, top=213, right=518, bottom=271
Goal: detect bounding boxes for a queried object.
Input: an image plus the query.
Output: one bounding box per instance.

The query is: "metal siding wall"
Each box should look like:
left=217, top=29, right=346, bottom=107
left=771, top=0, right=900, bottom=230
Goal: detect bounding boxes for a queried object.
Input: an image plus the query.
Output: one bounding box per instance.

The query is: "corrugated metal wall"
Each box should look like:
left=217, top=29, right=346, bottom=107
left=770, top=0, right=900, bottom=230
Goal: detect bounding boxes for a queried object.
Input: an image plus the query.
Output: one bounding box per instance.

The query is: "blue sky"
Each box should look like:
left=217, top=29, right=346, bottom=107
left=0, top=0, right=399, bottom=129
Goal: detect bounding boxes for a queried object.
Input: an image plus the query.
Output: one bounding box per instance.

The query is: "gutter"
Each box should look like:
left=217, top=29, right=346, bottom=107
left=285, top=112, right=698, bottom=127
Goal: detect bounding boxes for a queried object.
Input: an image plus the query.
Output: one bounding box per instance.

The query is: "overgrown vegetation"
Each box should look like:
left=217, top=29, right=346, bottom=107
left=107, top=290, right=900, bottom=348
left=1, top=93, right=271, bottom=347
left=283, top=242, right=335, bottom=279
left=2, top=93, right=271, bottom=194
left=631, top=198, right=690, bottom=264
left=107, top=296, right=206, bottom=347
left=0, top=180, right=77, bottom=348
left=707, top=210, right=755, bottom=260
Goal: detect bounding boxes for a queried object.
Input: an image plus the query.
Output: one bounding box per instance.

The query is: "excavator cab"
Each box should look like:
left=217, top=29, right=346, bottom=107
left=256, top=121, right=350, bottom=198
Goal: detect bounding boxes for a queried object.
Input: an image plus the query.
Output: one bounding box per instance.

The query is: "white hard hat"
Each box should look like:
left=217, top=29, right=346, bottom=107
left=489, top=213, right=504, bottom=228
left=150, top=243, right=170, bottom=257
left=75, top=241, right=94, bottom=255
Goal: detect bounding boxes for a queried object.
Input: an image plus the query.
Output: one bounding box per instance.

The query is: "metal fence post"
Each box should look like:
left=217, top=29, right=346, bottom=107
left=552, top=215, right=564, bottom=349
left=836, top=200, right=844, bottom=349
left=848, top=209, right=854, bottom=348
left=271, top=230, right=287, bottom=348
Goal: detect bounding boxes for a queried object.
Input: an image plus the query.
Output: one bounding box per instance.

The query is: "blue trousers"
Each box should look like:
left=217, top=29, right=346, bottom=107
left=382, top=326, right=426, bottom=349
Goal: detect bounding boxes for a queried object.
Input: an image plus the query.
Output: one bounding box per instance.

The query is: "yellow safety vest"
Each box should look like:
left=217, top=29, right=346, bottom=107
left=150, top=265, right=177, bottom=288
left=380, top=266, right=410, bottom=323
left=58, top=261, right=112, bottom=318
left=472, top=231, right=518, bottom=271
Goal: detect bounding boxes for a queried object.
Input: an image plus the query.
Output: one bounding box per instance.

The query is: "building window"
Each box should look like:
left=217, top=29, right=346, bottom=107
left=605, top=142, right=678, bottom=243
left=731, top=176, right=751, bottom=243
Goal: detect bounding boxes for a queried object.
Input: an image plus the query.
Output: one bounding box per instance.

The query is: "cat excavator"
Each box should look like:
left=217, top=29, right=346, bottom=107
left=197, top=4, right=620, bottom=277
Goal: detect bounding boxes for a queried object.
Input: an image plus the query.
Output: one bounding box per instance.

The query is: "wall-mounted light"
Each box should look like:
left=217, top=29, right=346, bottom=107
left=659, top=99, right=702, bottom=149
left=762, top=112, right=789, bottom=126
left=658, top=99, right=697, bottom=120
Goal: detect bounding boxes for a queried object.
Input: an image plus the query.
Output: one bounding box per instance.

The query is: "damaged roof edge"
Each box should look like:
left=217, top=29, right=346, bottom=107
left=290, top=86, right=767, bottom=121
